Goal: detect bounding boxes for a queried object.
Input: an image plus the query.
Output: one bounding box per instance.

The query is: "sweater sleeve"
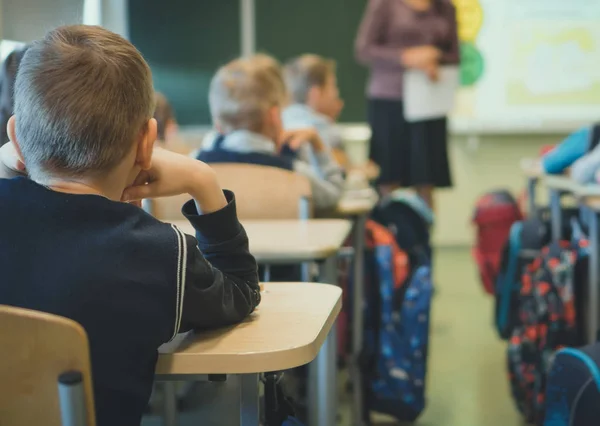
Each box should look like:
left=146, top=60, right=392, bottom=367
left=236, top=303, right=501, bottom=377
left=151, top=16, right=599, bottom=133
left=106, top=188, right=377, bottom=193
left=440, top=3, right=460, bottom=65
left=293, top=152, right=345, bottom=211
left=571, top=143, right=600, bottom=184
left=174, top=190, right=260, bottom=333
left=355, top=0, right=402, bottom=67
left=542, top=127, right=591, bottom=175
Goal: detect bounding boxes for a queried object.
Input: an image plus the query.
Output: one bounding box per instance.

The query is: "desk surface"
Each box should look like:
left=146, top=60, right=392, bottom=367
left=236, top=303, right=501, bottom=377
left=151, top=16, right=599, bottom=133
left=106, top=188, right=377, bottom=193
left=172, top=219, right=352, bottom=262
left=336, top=191, right=378, bottom=216
left=156, top=283, right=342, bottom=375
left=541, top=174, right=600, bottom=210
left=544, top=174, right=581, bottom=192
left=520, top=158, right=543, bottom=178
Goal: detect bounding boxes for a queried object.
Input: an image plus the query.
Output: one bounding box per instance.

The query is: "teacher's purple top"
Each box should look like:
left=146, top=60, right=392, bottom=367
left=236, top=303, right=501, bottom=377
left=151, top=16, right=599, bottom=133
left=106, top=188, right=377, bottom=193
left=355, top=0, right=460, bottom=100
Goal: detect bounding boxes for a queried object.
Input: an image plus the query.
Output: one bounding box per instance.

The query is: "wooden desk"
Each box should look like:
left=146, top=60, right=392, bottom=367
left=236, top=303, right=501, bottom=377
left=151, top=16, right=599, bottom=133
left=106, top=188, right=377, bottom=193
left=157, top=283, right=341, bottom=374
left=156, top=283, right=341, bottom=426
left=168, top=219, right=350, bottom=426
left=336, top=192, right=378, bottom=217
left=520, top=158, right=543, bottom=178
left=172, top=219, right=352, bottom=263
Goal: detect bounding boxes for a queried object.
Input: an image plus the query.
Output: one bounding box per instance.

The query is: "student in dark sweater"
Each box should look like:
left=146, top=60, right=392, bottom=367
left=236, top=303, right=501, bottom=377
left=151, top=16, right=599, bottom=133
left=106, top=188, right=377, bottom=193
left=0, top=25, right=260, bottom=426
left=199, top=58, right=344, bottom=212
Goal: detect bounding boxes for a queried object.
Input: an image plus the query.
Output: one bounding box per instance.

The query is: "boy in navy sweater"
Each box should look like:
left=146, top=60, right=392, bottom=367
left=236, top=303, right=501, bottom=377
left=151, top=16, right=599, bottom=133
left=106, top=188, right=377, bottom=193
left=0, top=25, right=260, bottom=426
left=198, top=58, right=344, bottom=211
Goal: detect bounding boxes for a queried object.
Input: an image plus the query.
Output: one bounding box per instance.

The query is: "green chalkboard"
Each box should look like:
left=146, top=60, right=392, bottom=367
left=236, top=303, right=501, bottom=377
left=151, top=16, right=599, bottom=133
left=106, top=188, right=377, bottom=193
left=129, top=1, right=369, bottom=125
left=256, top=0, right=369, bottom=123
left=129, top=0, right=240, bottom=125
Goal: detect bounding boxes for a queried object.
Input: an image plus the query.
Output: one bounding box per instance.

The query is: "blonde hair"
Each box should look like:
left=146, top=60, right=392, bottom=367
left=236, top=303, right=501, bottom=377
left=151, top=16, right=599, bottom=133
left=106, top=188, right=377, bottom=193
left=250, top=53, right=287, bottom=104
left=284, top=54, right=336, bottom=104
left=15, top=25, right=154, bottom=179
left=209, top=58, right=283, bottom=133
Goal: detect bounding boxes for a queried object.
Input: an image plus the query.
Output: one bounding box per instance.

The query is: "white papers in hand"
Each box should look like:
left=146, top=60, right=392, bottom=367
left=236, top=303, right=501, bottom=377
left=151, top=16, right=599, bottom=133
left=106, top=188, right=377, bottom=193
left=403, top=66, right=459, bottom=122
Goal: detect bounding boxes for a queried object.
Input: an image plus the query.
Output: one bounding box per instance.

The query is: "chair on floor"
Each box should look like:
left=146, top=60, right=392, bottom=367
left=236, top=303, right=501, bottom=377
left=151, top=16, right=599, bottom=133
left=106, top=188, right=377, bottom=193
left=146, top=163, right=313, bottom=221
left=0, top=305, right=96, bottom=426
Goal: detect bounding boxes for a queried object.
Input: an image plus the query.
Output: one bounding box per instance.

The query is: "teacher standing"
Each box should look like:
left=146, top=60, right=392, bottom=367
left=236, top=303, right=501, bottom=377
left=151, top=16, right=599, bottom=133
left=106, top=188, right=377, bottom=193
left=355, top=0, right=459, bottom=209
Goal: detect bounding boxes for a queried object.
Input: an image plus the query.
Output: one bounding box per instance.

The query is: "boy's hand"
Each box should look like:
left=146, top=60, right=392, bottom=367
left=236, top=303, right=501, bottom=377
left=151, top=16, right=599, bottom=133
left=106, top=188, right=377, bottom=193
left=122, top=148, right=227, bottom=214
left=0, top=142, right=26, bottom=179
left=279, top=128, right=325, bottom=153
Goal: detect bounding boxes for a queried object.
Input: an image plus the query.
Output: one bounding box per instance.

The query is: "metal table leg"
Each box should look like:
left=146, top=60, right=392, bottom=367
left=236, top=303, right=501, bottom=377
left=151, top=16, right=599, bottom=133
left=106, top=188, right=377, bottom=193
left=351, top=215, right=367, bottom=425
left=308, top=255, right=338, bottom=426
left=527, top=177, right=537, bottom=216
left=163, top=382, right=178, bottom=426
left=587, top=206, right=599, bottom=344
left=549, top=189, right=562, bottom=242
left=239, top=374, right=260, bottom=426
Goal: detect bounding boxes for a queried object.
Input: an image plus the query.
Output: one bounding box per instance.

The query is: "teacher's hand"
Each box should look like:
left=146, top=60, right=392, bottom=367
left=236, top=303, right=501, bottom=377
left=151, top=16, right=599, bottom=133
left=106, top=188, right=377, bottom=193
left=401, top=45, right=441, bottom=69
left=425, top=63, right=440, bottom=82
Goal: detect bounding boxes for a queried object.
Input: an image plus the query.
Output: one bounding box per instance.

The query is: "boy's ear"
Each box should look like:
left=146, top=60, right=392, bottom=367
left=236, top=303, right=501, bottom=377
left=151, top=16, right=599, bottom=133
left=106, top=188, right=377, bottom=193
left=7, top=116, right=25, bottom=164
left=137, top=118, right=157, bottom=171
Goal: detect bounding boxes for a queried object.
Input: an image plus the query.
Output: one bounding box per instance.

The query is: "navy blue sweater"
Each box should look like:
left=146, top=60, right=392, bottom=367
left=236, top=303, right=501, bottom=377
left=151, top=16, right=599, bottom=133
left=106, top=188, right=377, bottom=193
left=0, top=178, right=260, bottom=426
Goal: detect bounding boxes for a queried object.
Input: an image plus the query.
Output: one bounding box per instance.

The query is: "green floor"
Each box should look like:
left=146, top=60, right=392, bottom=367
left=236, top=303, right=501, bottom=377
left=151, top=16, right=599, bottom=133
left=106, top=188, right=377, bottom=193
left=381, top=248, right=522, bottom=426
left=144, top=248, right=524, bottom=426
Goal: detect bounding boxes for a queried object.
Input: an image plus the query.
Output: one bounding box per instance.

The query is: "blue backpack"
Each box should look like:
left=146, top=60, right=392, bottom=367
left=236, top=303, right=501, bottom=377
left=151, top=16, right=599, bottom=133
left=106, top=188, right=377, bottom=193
left=495, top=209, right=583, bottom=340
left=544, top=343, right=600, bottom=426
left=361, top=193, right=433, bottom=422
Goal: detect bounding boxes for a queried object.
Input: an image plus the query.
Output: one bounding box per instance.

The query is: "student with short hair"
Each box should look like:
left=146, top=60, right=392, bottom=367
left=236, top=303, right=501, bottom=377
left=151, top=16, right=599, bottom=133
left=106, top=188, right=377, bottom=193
left=153, top=92, right=190, bottom=155
left=0, top=25, right=260, bottom=426
left=282, top=54, right=344, bottom=151
left=283, top=54, right=381, bottom=176
left=0, top=45, right=28, bottom=146
left=198, top=58, right=344, bottom=211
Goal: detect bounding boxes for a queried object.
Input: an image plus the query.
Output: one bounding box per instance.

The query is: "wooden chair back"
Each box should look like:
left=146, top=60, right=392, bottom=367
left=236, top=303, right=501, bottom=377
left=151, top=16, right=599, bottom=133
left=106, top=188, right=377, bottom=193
left=148, top=163, right=313, bottom=221
left=0, top=305, right=96, bottom=426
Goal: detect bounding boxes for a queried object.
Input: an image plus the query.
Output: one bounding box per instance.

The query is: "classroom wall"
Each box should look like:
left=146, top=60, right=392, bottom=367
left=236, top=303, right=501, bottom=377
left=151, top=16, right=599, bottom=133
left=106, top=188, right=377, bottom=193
left=429, top=134, right=562, bottom=246
left=1, top=0, right=83, bottom=41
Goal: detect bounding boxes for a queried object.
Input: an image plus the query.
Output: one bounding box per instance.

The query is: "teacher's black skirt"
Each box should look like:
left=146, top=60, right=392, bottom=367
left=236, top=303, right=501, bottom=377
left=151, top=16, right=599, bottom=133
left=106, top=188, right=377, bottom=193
left=368, top=98, right=452, bottom=188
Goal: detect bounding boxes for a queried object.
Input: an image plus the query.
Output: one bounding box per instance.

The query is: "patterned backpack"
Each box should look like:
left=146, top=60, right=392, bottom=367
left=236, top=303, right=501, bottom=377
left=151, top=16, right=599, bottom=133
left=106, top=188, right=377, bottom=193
left=362, top=219, right=432, bottom=422
left=508, top=238, right=588, bottom=425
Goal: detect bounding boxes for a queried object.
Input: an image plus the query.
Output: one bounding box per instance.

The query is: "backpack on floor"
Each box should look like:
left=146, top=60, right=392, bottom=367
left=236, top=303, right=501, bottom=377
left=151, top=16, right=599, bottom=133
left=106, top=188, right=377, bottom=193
left=495, top=209, right=583, bottom=340
left=507, top=235, right=588, bottom=425
left=495, top=217, right=551, bottom=340
left=361, top=215, right=432, bottom=423
left=472, top=190, right=523, bottom=295
left=372, top=189, right=433, bottom=269
left=544, top=343, right=600, bottom=426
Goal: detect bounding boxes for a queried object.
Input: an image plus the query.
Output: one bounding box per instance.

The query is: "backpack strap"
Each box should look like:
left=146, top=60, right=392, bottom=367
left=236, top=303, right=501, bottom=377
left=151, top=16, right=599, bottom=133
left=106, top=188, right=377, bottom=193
left=588, top=124, right=600, bottom=151
left=496, top=222, right=522, bottom=337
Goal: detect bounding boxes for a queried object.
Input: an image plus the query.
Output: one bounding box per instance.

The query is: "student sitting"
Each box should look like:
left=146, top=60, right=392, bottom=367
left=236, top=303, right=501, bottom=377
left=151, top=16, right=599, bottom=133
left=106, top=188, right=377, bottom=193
left=0, top=25, right=260, bottom=426
left=541, top=124, right=600, bottom=175
left=282, top=54, right=344, bottom=152
left=198, top=58, right=344, bottom=211
left=0, top=45, right=28, bottom=146
left=282, top=54, right=378, bottom=179
left=153, top=92, right=190, bottom=155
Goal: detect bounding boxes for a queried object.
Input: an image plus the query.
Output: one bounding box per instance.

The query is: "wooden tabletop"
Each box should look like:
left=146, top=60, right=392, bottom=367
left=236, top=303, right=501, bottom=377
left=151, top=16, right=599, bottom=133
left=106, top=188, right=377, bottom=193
left=544, top=174, right=581, bottom=192
left=156, top=283, right=342, bottom=375
left=171, top=219, right=352, bottom=262
left=336, top=190, right=378, bottom=216
left=520, top=158, right=543, bottom=178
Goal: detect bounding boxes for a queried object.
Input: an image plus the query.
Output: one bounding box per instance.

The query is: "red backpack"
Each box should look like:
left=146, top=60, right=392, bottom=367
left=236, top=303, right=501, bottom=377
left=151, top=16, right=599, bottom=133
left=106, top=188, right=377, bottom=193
left=472, top=191, right=523, bottom=294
